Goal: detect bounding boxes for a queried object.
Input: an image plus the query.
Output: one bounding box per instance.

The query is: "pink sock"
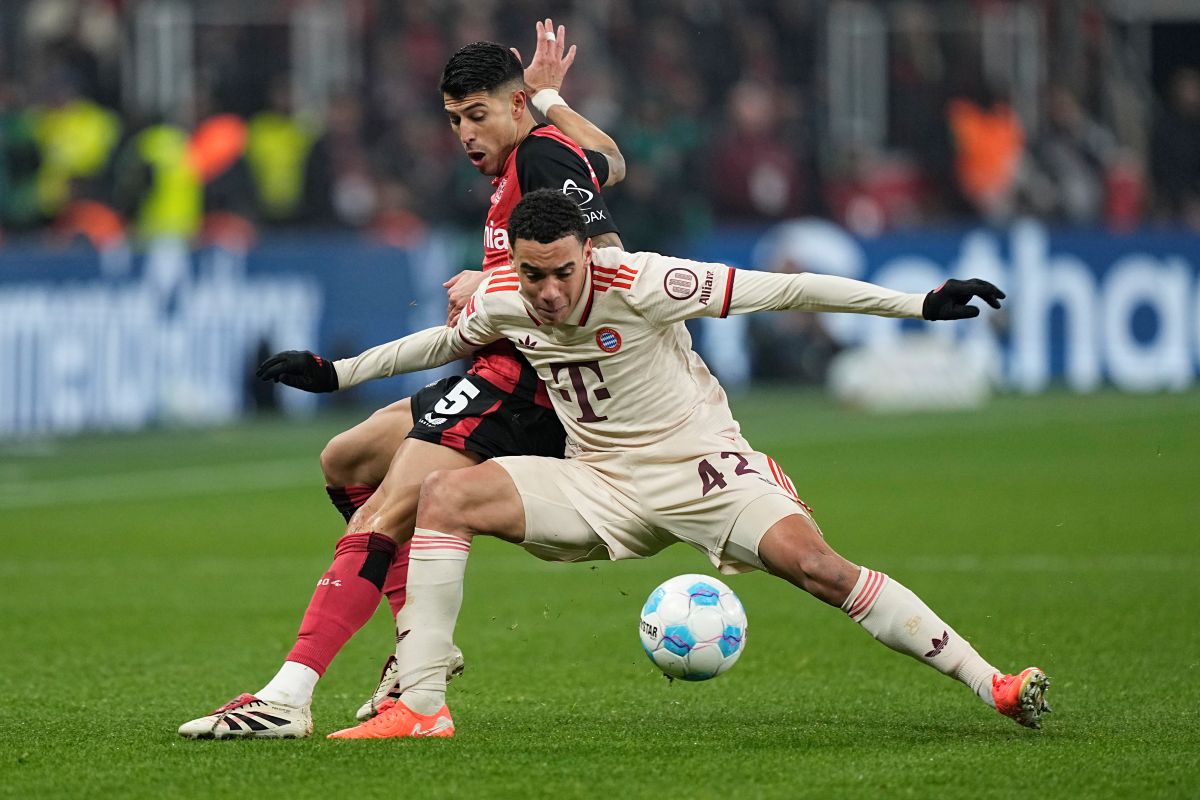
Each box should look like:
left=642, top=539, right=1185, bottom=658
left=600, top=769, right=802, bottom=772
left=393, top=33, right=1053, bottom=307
left=286, top=532, right=396, bottom=675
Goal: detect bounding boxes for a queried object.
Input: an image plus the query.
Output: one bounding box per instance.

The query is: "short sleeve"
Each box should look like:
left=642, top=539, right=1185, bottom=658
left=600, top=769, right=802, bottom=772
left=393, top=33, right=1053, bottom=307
left=582, top=148, right=610, bottom=187
left=516, top=135, right=619, bottom=240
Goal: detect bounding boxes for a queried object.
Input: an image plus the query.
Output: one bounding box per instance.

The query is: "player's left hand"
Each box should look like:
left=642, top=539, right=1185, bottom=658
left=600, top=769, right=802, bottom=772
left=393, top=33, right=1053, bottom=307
left=922, top=278, right=1006, bottom=320
left=444, top=269, right=488, bottom=326
left=511, top=18, right=577, bottom=94
left=255, top=350, right=339, bottom=393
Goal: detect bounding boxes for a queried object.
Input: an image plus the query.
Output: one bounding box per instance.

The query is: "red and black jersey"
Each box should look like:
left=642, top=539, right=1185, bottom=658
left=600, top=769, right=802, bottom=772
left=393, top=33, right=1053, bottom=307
left=481, top=124, right=616, bottom=269
left=469, top=124, right=619, bottom=408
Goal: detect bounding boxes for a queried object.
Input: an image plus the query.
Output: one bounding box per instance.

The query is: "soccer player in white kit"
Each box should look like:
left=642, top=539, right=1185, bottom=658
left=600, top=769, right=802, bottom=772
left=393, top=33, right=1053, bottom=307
left=275, top=189, right=1049, bottom=738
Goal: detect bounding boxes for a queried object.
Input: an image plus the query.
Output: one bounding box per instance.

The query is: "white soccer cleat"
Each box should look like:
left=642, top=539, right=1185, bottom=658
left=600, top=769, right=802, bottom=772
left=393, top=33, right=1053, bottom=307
left=355, top=645, right=466, bottom=721
left=177, top=693, right=313, bottom=739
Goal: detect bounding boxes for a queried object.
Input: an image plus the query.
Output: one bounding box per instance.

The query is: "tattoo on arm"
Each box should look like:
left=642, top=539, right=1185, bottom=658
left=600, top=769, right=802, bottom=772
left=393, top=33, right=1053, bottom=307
left=591, top=232, right=623, bottom=250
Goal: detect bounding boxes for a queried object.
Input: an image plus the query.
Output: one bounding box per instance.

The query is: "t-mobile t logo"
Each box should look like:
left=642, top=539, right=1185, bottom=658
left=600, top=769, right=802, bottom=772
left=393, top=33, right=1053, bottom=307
left=550, top=359, right=610, bottom=422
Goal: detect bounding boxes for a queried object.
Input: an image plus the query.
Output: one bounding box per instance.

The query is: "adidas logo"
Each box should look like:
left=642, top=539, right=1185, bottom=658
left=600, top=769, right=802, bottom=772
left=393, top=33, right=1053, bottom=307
left=518, top=335, right=537, bottom=349
left=924, top=630, right=950, bottom=658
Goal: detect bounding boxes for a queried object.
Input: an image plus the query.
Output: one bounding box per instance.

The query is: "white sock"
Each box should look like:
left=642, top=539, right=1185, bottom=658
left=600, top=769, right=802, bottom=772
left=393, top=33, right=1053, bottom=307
left=393, top=528, right=470, bottom=715
left=842, top=567, right=1001, bottom=707
left=256, top=661, right=320, bottom=707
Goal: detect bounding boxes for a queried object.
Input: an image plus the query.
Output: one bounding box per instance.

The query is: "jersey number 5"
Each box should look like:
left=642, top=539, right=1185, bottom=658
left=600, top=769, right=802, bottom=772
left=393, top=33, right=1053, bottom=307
left=423, top=379, right=481, bottom=426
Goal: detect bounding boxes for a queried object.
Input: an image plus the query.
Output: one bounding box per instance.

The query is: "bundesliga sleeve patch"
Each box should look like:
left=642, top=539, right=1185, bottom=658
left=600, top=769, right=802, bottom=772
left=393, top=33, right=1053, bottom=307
left=664, top=268, right=699, bottom=300
left=596, top=327, right=622, bottom=353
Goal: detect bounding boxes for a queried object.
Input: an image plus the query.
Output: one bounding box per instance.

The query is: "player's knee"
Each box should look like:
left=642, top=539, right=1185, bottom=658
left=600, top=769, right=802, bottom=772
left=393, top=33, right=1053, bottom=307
left=761, top=521, right=851, bottom=600
left=320, top=433, right=356, bottom=485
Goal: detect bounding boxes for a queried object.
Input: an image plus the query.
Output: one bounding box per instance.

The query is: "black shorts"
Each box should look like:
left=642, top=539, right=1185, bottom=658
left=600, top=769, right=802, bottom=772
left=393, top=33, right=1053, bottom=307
left=407, top=375, right=566, bottom=460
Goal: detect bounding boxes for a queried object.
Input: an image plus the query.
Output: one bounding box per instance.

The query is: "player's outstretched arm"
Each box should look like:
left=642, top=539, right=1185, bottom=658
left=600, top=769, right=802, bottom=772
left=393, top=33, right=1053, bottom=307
left=513, top=18, right=626, bottom=187
left=722, top=268, right=1005, bottom=320
left=256, top=325, right=476, bottom=393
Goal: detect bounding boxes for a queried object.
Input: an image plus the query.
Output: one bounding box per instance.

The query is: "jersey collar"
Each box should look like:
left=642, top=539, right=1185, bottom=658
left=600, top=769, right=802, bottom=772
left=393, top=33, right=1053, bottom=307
left=562, top=261, right=596, bottom=327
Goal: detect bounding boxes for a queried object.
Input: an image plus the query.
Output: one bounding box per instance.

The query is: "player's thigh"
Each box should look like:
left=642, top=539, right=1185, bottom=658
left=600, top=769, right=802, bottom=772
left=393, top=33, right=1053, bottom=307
left=321, top=398, right=414, bottom=485
left=418, top=460, right=528, bottom=545
left=350, top=437, right=482, bottom=539
left=489, top=455, right=662, bottom=563
left=649, top=448, right=814, bottom=573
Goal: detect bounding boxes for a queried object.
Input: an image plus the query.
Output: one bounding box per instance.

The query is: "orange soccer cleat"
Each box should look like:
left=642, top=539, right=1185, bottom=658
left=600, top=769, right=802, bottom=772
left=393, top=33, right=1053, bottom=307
left=992, top=667, right=1052, bottom=729
left=327, top=698, right=455, bottom=739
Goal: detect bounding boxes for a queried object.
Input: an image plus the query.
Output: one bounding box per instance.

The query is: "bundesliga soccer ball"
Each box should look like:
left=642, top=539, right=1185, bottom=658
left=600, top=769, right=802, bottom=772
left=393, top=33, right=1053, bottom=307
left=638, top=574, right=747, bottom=681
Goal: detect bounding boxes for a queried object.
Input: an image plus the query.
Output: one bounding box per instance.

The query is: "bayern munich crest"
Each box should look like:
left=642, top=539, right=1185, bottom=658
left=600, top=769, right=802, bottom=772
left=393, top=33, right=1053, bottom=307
left=596, top=327, right=622, bottom=353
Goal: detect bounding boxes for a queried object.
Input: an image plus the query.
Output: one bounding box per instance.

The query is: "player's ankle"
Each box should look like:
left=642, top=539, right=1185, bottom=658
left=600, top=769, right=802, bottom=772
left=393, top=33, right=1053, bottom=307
left=400, top=689, right=446, bottom=716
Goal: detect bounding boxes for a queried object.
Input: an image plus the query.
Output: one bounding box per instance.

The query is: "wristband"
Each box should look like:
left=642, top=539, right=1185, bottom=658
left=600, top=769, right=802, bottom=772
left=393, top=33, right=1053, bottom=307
left=531, top=88, right=569, bottom=116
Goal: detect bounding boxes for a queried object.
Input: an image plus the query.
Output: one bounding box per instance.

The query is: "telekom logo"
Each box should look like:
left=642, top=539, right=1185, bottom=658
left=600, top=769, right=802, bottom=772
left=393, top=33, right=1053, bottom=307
left=549, top=360, right=610, bottom=422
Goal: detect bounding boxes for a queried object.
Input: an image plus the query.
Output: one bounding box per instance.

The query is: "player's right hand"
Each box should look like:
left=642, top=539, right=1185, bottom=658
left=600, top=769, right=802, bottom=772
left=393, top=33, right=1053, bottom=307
left=444, top=269, right=488, bottom=326
left=511, top=18, right=577, bottom=94
left=255, top=350, right=339, bottom=393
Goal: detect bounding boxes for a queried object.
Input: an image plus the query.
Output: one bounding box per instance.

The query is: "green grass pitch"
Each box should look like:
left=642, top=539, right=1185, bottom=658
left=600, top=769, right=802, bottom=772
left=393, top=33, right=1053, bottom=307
left=1, top=390, right=1198, bottom=798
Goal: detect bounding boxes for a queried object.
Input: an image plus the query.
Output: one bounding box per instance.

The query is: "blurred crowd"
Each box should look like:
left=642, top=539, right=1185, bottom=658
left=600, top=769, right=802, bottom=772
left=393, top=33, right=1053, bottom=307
left=2, top=0, right=1199, bottom=253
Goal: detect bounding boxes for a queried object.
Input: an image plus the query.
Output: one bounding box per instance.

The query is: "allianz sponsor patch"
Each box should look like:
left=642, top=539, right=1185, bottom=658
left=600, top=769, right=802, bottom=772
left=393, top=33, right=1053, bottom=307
left=595, top=327, right=622, bottom=353
left=663, top=267, right=698, bottom=300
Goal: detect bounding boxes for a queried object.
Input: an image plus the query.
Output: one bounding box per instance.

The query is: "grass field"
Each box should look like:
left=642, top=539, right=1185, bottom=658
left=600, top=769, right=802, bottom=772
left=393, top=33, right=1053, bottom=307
left=1, top=390, right=1198, bottom=798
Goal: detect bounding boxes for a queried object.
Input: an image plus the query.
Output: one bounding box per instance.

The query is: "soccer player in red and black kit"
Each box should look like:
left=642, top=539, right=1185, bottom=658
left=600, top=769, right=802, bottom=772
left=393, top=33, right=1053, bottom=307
left=179, top=21, right=626, bottom=738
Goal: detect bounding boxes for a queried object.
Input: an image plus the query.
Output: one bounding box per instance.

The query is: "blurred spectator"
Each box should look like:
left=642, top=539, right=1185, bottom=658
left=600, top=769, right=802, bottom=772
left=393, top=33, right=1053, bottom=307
left=1026, top=84, right=1117, bottom=225
left=0, top=1, right=1186, bottom=243
left=245, top=77, right=316, bottom=224
left=30, top=76, right=120, bottom=220
left=709, top=80, right=808, bottom=222
left=610, top=87, right=706, bottom=249
left=888, top=1, right=952, bottom=216
left=370, top=179, right=428, bottom=248
left=946, top=84, right=1025, bottom=224
left=191, top=109, right=257, bottom=249
left=306, top=93, right=375, bottom=228
left=1151, top=67, right=1200, bottom=229
left=825, top=145, right=927, bottom=236
left=110, top=119, right=202, bottom=241
left=0, top=81, right=43, bottom=231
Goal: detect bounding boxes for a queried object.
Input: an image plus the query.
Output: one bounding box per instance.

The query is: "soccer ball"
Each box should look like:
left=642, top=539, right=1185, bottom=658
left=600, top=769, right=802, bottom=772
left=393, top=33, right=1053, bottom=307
left=638, top=573, right=747, bottom=681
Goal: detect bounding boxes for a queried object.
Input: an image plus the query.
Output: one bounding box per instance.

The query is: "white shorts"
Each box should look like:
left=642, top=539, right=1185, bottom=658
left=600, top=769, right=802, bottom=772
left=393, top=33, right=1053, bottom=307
left=494, top=446, right=813, bottom=574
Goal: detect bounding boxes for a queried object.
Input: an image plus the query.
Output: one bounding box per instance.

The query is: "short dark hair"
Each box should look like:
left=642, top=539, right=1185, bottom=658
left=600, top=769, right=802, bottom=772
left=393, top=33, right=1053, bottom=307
left=440, top=42, right=524, bottom=98
left=509, top=189, right=587, bottom=245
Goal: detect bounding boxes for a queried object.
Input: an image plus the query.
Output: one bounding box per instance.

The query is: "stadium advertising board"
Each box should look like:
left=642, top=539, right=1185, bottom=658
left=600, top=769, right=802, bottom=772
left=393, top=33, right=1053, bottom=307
left=0, top=222, right=1195, bottom=437
left=0, top=236, right=455, bottom=438
left=707, top=219, right=1200, bottom=394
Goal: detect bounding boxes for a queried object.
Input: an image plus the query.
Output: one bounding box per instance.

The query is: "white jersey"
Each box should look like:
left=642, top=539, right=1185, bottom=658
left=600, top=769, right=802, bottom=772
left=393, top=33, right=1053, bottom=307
left=335, top=248, right=924, bottom=457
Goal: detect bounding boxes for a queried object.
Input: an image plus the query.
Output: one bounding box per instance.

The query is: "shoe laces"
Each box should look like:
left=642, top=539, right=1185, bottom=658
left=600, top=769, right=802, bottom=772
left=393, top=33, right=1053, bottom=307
left=212, top=693, right=257, bottom=715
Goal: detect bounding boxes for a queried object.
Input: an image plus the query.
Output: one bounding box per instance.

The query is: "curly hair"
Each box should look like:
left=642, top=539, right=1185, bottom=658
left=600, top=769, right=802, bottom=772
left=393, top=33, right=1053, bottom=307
left=440, top=42, right=524, bottom=98
left=509, top=189, right=587, bottom=245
